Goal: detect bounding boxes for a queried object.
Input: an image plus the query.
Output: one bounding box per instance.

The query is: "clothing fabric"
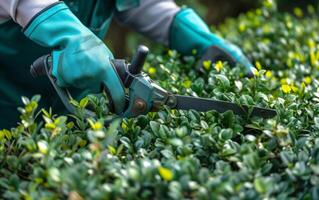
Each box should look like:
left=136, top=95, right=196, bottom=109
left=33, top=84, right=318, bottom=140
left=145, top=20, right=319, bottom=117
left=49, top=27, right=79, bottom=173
left=115, top=0, right=180, bottom=45
left=0, top=0, right=58, bottom=26
left=0, top=0, right=179, bottom=44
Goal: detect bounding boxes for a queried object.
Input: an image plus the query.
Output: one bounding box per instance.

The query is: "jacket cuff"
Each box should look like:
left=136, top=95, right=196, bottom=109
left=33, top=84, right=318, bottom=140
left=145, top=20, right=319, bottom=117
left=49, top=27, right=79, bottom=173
left=15, top=0, right=59, bottom=28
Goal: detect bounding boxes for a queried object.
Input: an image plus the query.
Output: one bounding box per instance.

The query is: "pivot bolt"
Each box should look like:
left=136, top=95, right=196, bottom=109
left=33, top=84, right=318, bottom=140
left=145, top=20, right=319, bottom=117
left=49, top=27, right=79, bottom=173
left=134, top=99, right=147, bottom=112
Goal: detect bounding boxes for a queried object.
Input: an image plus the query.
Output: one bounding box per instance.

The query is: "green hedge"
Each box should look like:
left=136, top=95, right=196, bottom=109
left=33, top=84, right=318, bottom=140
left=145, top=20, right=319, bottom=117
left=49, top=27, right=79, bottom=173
left=1, top=1, right=319, bottom=199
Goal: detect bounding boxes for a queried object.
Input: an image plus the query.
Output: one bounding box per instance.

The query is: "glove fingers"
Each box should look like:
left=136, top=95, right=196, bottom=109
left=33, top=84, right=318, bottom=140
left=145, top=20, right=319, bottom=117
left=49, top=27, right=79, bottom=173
left=196, top=45, right=236, bottom=73
left=197, top=45, right=255, bottom=77
left=51, top=40, right=126, bottom=114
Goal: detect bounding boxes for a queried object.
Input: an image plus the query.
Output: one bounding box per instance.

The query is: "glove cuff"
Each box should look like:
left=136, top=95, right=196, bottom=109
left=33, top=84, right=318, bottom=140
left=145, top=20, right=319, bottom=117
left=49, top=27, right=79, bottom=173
left=23, top=2, right=67, bottom=37
left=23, top=1, right=88, bottom=49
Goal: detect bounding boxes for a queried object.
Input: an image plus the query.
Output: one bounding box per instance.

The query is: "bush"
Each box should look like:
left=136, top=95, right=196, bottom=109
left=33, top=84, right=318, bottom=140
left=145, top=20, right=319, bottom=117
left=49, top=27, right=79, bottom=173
left=1, top=1, right=319, bottom=199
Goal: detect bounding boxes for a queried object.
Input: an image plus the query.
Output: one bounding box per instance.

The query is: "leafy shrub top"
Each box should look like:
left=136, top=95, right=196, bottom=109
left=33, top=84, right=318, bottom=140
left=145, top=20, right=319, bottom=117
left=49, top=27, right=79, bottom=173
left=1, top=1, right=319, bottom=199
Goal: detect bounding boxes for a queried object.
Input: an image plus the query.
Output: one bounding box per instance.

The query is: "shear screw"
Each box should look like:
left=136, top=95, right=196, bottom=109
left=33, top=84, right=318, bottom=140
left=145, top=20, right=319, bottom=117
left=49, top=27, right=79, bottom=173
left=134, top=99, right=146, bottom=112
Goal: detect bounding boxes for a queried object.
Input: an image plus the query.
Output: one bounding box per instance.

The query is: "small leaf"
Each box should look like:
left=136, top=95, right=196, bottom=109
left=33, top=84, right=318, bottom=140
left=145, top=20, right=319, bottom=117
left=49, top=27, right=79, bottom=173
left=254, top=177, right=269, bottom=194
left=21, top=96, right=30, bottom=105
left=150, top=121, right=160, bottom=133
left=49, top=168, right=60, bottom=182
left=169, top=138, right=183, bottom=147
left=161, top=149, right=174, bottom=158
left=203, top=60, right=212, bottom=71
left=37, top=140, right=48, bottom=154
left=79, top=97, right=89, bottom=108
left=314, top=117, right=319, bottom=129
left=214, top=61, right=224, bottom=72
left=182, top=80, right=192, bottom=89
left=108, top=145, right=117, bottom=155
left=158, top=167, right=174, bottom=181
left=0, top=129, right=12, bottom=140
left=219, top=129, right=233, bottom=141
left=281, top=84, right=292, bottom=94
left=215, top=75, right=230, bottom=89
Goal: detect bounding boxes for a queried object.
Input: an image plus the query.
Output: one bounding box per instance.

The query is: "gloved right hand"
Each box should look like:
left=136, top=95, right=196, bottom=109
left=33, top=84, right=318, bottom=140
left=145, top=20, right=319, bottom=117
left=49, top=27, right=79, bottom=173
left=23, top=2, right=126, bottom=114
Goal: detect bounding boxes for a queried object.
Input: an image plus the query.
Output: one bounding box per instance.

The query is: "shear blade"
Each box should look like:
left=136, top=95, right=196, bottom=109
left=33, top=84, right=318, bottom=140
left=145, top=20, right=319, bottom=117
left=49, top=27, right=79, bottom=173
left=170, top=95, right=277, bottom=118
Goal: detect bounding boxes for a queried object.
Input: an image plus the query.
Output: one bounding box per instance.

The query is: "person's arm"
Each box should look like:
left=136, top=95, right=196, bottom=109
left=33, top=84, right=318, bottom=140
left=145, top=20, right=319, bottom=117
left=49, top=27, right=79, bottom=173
left=0, top=0, right=57, bottom=27
left=1, top=1, right=126, bottom=114
left=115, top=0, right=255, bottom=75
left=114, top=0, right=180, bottom=45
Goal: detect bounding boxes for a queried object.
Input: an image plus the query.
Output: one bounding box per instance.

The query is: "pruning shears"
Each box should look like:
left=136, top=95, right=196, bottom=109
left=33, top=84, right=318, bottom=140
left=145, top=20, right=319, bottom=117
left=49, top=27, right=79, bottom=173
left=30, top=45, right=276, bottom=119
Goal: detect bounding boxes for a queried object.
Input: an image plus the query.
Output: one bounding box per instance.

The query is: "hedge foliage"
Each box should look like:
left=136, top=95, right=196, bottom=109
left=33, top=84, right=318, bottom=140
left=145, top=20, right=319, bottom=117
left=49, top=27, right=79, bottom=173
left=1, top=1, right=319, bottom=199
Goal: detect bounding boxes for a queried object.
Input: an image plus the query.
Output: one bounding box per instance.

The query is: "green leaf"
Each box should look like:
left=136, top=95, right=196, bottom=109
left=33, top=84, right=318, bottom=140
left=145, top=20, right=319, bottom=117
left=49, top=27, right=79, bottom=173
left=21, top=96, right=30, bottom=105
left=37, top=140, right=48, bottom=154
left=315, top=117, right=319, bottom=129
left=221, top=111, right=234, bottom=128
left=79, top=97, right=89, bottom=108
left=150, top=121, right=160, bottom=133
left=243, top=152, right=260, bottom=170
left=49, top=168, right=61, bottom=182
left=161, top=149, right=174, bottom=158
left=215, top=74, right=230, bottom=89
left=158, top=167, right=174, bottom=181
left=254, top=177, right=272, bottom=194
left=169, top=138, right=183, bottom=147
left=280, top=151, right=296, bottom=166
left=219, top=129, right=233, bottom=141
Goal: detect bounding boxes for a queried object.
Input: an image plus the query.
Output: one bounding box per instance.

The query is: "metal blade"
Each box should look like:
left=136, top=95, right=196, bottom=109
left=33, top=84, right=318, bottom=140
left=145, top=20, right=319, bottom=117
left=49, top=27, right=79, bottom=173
left=169, top=95, right=277, bottom=118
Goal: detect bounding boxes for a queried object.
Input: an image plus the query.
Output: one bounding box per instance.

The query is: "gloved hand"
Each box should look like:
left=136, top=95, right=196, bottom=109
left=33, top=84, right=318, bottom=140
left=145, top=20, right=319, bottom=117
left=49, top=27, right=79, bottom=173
left=23, top=2, right=126, bottom=114
left=170, top=8, right=255, bottom=76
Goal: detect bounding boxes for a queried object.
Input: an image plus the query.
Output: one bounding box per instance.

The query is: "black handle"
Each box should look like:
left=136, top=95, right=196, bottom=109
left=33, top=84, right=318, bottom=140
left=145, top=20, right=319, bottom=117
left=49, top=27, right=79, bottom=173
left=129, top=45, right=149, bottom=75
left=122, top=45, right=149, bottom=86
left=30, top=54, right=97, bottom=117
left=112, top=59, right=128, bottom=86
left=30, top=54, right=51, bottom=78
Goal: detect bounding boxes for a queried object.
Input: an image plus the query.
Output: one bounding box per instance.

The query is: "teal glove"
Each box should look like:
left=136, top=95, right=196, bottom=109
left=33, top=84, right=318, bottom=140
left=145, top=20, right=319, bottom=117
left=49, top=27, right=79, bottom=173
left=170, top=8, right=255, bottom=75
left=24, top=2, right=126, bottom=114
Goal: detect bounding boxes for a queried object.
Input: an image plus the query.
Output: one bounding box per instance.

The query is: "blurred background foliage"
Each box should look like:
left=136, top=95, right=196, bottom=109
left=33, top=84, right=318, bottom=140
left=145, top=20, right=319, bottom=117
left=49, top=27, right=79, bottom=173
left=106, top=0, right=319, bottom=58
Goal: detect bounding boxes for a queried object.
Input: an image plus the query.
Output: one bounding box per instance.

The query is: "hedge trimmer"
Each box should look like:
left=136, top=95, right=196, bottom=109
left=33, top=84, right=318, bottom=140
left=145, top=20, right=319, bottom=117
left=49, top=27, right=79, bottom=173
left=30, top=45, right=276, bottom=119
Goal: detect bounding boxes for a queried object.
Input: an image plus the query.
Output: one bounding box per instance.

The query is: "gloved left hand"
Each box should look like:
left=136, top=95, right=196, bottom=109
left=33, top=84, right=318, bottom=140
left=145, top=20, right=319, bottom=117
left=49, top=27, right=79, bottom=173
left=23, top=2, right=126, bottom=114
left=170, top=8, right=255, bottom=76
